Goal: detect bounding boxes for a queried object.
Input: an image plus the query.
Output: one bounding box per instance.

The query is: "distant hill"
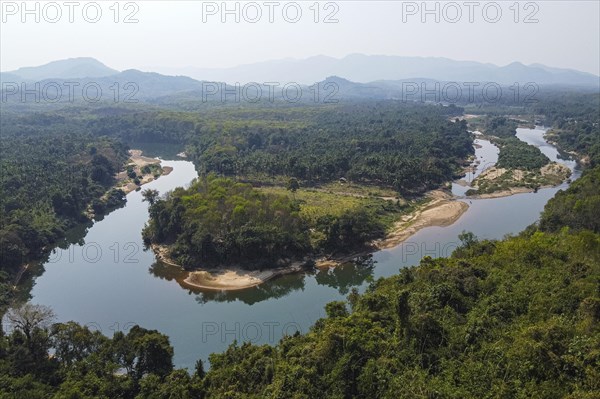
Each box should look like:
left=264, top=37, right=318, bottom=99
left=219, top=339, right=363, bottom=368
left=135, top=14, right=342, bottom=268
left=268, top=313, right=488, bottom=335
left=158, top=54, right=600, bottom=88
left=0, top=69, right=207, bottom=108
left=2, top=56, right=598, bottom=109
left=6, top=57, right=118, bottom=80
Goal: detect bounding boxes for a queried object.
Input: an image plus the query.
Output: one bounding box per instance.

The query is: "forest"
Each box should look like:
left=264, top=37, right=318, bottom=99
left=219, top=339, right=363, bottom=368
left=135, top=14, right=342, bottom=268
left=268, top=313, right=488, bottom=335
left=0, top=90, right=598, bottom=398
left=2, top=101, right=473, bottom=193
left=0, top=133, right=128, bottom=278
left=1, top=162, right=598, bottom=398
left=181, top=103, right=472, bottom=193
left=1, top=100, right=474, bottom=274
left=141, top=175, right=405, bottom=269
left=141, top=176, right=310, bottom=269
left=495, top=137, right=550, bottom=170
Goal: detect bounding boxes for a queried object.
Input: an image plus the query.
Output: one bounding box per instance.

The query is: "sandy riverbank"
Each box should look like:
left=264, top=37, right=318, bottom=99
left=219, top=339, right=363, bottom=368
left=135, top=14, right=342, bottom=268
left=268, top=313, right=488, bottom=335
left=151, top=190, right=470, bottom=290
left=182, top=264, right=305, bottom=291
left=468, top=186, right=534, bottom=199
left=152, top=243, right=306, bottom=291
left=315, top=192, right=469, bottom=266
left=466, top=163, right=570, bottom=200
left=115, top=150, right=172, bottom=195
left=375, top=191, right=469, bottom=250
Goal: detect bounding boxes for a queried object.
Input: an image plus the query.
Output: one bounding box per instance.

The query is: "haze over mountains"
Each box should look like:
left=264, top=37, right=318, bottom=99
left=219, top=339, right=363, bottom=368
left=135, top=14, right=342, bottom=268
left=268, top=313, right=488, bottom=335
left=157, top=54, right=600, bottom=87
left=6, top=58, right=118, bottom=81
left=1, top=56, right=598, bottom=106
left=4, top=55, right=599, bottom=87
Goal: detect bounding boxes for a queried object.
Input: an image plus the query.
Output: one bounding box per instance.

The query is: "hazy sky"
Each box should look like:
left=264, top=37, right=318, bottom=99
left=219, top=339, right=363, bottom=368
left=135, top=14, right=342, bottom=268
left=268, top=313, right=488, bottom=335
left=1, top=1, right=599, bottom=75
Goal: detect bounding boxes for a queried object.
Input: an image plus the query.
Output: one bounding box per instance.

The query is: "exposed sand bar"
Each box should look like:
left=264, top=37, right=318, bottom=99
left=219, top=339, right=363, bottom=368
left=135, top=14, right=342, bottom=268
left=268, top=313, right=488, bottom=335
left=376, top=195, right=469, bottom=250
left=116, top=150, right=172, bottom=195
left=182, top=264, right=304, bottom=291
left=375, top=200, right=469, bottom=250
left=152, top=190, right=470, bottom=291
left=468, top=186, right=534, bottom=199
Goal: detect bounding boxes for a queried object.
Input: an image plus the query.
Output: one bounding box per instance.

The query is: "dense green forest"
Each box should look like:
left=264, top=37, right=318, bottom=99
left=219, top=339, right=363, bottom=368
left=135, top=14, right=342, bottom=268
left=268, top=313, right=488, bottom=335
left=142, top=176, right=310, bottom=269
left=478, top=116, right=551, bottom=170
left=495, top=137, right=550, bottom=170
left=1, top=100, right=474, bottom=274
left=473, top=92, right=600, bottom=168
left=181, top=103, right=471, bottom=192
left=1, top=164, right=598, bottom=398
left=1, top=90, right=598, bottom=397
left=540, top=166, right=600, bottom=233
left=538, top=94, right=600, bottom=167
left=0, top=133, right=128, bottom=278
left=113, top=101, right=474, bottom=270
left=3, top=101, right=473, bottom=193
left=483, top=116, right=520, bottom=138
left=142, top=175, right=404, bottom=269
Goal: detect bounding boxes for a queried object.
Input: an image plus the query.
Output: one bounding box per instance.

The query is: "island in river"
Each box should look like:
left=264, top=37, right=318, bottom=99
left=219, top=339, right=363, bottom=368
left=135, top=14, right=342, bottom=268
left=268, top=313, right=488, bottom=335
left=145, top=124, right=574, bottom=291
left=115, top=150, right=173, bottom=195
left=148, top=187, right=469, bottom=291
left=463, top=119, right=572, bottom=198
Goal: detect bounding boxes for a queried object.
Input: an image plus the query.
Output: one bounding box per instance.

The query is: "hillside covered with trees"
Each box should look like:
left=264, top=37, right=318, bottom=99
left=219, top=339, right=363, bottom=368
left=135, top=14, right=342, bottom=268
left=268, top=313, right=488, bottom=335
left=1, top=164, right=599, bottom=398
left=1, top=90, right=598, bottom=398
left=0, top=133, right=128, bottom=280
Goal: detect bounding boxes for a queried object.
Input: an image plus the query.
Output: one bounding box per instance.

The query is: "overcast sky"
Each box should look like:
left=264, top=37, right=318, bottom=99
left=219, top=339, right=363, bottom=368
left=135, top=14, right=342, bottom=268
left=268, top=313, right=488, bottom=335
left=1, top=1, right=599, bottom=75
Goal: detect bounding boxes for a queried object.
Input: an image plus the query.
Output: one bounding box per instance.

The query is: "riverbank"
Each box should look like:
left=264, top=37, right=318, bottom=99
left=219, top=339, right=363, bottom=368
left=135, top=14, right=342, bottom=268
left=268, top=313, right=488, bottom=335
left=151, top=190, right=469, bottom=290
left=465, top=163, right=571, bottom=199
left=153, top=243, right=306, bottom=290
left=182, top=263, right=305, bottom=291
left=375, top=194, right=469, bottom=250
left=115, top=150, right=173, bottom=195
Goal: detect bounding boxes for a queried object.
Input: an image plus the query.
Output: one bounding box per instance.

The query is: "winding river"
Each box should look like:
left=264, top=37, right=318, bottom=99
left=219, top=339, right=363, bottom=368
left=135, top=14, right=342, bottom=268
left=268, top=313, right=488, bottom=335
left=20, top=127, right=580, bottom=369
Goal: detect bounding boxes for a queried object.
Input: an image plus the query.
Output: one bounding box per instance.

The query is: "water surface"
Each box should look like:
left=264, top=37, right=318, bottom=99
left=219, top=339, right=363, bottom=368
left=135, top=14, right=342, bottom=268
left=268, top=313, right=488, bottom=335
left=24, top=127, right=579, bottom=369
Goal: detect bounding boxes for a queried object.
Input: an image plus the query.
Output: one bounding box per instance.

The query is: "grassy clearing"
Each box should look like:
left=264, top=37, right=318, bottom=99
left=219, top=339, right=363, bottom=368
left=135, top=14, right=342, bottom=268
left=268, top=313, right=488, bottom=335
left=256, top=186, right=413, bottom=230
left=315, top=182, right=399, bottom=198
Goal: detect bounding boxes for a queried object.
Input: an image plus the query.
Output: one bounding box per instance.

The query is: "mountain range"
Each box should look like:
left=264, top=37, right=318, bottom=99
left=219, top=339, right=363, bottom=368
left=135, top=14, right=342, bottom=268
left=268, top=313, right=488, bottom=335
left=4, top=55, right=600, bottom=87
left=154, top=54, right=600, bottom=87
left=1, top=56, right=598, bottom=106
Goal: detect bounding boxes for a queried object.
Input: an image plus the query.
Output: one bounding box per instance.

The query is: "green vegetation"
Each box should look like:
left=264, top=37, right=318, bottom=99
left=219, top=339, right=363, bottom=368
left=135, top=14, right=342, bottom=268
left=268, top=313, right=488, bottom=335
left=3, top=101, right=473, bottom=194
left=496, top=137, right=550, bottom=170
left=201, top=229, right=599, bottom=398
left=256, top=186, right=406, bottom=227
left=184, top=103, right=472, bottom=193
left=467, top=164, right=570, bottom=196
left=1, top=90, right=599, bottom=398
left=538, top=94, right=600, bottom=167
left=480, top=114, right=550, bottom=171
left=142, top=176, right=407, bottom=270
left=483, top=115, right=519, bottom=138
left=467, top=116, right=564, bottom=197
left=0, top=133, right=128, bottom=286
left=0, top=304, right=202, bottom=398
left=142, top=175, right=310, bottom=269
left=540, top=166, right=600, bottom=233
left=1, top=165, right=599, bottom=398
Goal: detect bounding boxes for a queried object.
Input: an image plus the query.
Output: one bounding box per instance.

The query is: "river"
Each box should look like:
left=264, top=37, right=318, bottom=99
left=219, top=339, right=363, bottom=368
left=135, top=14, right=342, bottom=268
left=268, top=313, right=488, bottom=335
left=19, top=126, right=580, bottom=369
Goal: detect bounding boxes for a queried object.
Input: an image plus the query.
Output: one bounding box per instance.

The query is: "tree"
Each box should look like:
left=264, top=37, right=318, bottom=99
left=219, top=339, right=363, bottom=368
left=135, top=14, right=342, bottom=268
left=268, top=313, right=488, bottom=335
left=458, top=231, right=478, bottom=249
left=51, top=322, right=107, bottom=367
left=142, top=189, right=160, bottom=206
left=126, top=326, right=174, bottom=380
left=286, top=177, right=300, bottom=199
left=195, top=358, right=206, bottom=379
left=6, top=304, right=55, bottom=342
left=287, top=177, right=300, bottom=193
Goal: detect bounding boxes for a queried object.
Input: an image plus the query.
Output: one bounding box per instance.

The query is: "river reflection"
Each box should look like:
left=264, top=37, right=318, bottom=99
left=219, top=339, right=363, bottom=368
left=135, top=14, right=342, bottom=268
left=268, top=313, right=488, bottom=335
left=26, top=128, right=581, bottom=370
left=149, top=254, right=376, bottom=304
